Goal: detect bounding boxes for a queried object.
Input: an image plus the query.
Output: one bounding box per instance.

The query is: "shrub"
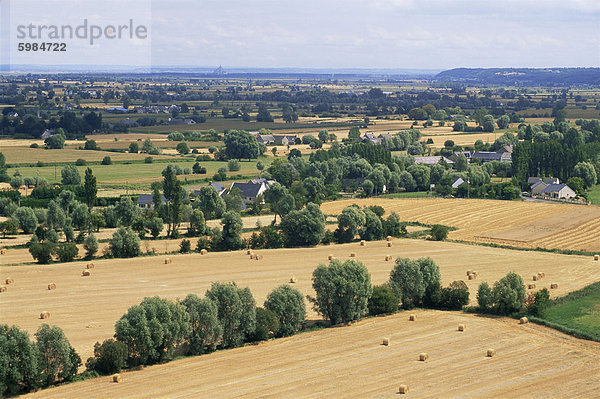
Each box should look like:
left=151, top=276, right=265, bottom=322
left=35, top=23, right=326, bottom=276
left=75, top=158, right=87, bottom=166
left=430, top=224, right=449, bottom=241
left=196, top=237, right=210, bottom=252
left=264, top=285, right=306, bottom=337
left=15, top=206, right=38, bottom=233
left=85, top=339, right=127, bottom=375
left=56, top=242, right=79, bottom=262
left=250, top=307, right=280, bottom=342
left=368, top=284, right=399, bottom=315
left=35, top=324, right=81, bottom=386
left=109, top=227, right=141, bottom=258
left=101, top=156, right=112, bottom=165
left=0, top=324, right=40, bottom=396
left=180, top=294, right=222, bottom=355
left=145, top=217, right=163, bottom=239
left=438, top=281, right=470, bottom=310
left=477, top=282, right=493, bottom=311
left=205, top=282, right=256, bottom=348
left=179, top=239, right=191, bottom=253
left=29, top=241, right=56, bottom=264
left=227, top=159, right=241, bottom=171
left=144, top=156, right=153, bottom=163
left=61, top=165, right=81, bottom=185
left=83, top=233, right=98, bottom=259
left=311, top=259, right=372, bottom=324
left=492, top=272, right=526, bottom=315
left=527, top=287, right=550, bottom=316
left=115, top=297, right=190, bottom=366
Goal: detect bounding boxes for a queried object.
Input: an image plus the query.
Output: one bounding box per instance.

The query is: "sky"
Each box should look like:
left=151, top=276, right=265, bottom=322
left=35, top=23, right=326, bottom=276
left=2, top=0, right=600, bottom=71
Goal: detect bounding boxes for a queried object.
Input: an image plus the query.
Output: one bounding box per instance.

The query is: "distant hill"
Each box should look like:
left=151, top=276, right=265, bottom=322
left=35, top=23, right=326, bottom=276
left=435, top=68, right=600, bottom=86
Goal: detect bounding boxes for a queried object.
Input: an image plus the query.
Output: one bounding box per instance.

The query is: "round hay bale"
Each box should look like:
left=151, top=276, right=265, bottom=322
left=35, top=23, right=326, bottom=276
left=398, top=384, right=409, bottom=394
left=382, top=337, right=390, bottom=346
left=550, top=283, right=558, bottom=289
left=5, top=278, right=14, bottom=285
left=164, top=258, right=172, bottom=264
left=0, top=248, right=6, bottom=255
left=86, top=263, right=95, bottom=269
left=458, top=324, right=465, bottom=331
left=327, top=254, right=334, bottom=260
left=466, top=270, right=472, bottom=276
left=468, top=273, right=475, bottom=280
left=112, top=374, right=121, bottom=383
left=0, top=286, right=7, bottom=293
left=532, top=275, right=538, bottom=281
left=385, top=255, right=392, bottom=261
left=519, top=317, right=529, bottom=324
left=349, top=252, right=356, bottom=258
left=487, top=348, right=496, bottom=357
left=409, top=314, right=416, bottom=321
left=200, top=249, right=208, bottom=255
left=594, top=254, right=599, bottom=261
left=82, top=270, right=91, bottom=277
left=386, top=236, right=393, bottom=242
left=40, top=311, right=50, bottom=319
left=528, top=283, right=536, bottom=289
left=48, top=283, right=56, bottom=290
left=360, top=240, right=366, bottom=246
left=289, top=276, right=297, bottom=284
left=246, top=249, right=252, bottom=255
left=419, top=352, right=429, bottom=361
left=387, top=242, right=392, bottom=247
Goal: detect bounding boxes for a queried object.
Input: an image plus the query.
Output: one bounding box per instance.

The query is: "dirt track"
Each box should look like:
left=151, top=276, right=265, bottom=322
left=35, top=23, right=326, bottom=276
left=22, top=310, right=600, bottom=398
left=321, top=198, right=600, bottom=252
left=2, top=238, right=599, bottom=362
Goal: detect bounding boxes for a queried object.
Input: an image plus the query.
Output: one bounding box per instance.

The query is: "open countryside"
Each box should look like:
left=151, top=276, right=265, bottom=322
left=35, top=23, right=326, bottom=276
left=1, top=1, right=600, bottom=396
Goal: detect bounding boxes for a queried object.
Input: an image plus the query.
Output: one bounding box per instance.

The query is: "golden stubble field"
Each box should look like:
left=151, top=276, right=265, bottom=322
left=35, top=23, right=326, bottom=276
left=1, top=238, right=599, bottom=363
left=21, top=309, right=600, bottom=398
left=321, top=198, right=600, bottom=253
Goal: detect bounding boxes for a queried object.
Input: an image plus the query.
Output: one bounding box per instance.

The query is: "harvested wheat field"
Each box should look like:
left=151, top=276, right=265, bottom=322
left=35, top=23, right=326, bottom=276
left=23, top=310, right=600, bottom=398
left=321, top=198, right=600, bottom=252
left=2, top=239, right=599, bottom=361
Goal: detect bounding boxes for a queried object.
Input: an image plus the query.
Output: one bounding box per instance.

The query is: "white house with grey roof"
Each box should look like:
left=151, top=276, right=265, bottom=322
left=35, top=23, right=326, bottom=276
left=541, top=184, right=576, bottom=200
left=137, top=194, right=166, bottom=210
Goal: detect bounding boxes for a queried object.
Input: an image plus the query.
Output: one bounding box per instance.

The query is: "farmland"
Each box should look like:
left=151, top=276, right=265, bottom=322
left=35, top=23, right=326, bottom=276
left=11, top=159, right=265, bottom=186
left=1, top=238, right=599, bottom=362
left=22, top=309, right=600, bottom=398
left=321, top=198, right=600, bottom=253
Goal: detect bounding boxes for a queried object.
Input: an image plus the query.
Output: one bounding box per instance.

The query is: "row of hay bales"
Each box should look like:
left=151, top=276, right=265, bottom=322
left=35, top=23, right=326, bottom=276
left=37, top=263, right=97, bottom=318
left=0, top=277, right=15, bottom=293
left=391, top=316, right=498, bottom=394
left=466, top=270, right=479, bottom=280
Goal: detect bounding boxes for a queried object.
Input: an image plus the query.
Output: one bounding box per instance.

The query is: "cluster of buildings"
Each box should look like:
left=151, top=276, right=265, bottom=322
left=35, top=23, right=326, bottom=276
left=413, top=146, right=513, bottom=167
left=136, top=178, right=275, bottom=211
left=251, top=132, right=299, bottom=145
left=527, top=177, right=577, bottom=200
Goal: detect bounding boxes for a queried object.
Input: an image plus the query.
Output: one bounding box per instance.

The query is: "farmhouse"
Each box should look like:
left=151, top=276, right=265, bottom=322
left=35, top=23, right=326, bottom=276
left=541, top=184, right=577, bottom=200
left=530, top=180, right=549, bottom=196
left=230, top=180, right=269, bottom=205
left=272, top=135, right=298, bottom=145
left=256, top=134, right=276, bottom=144
left=137, top=194, right=166, bottom=210
left=471, top=151, right=512, bottom=162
